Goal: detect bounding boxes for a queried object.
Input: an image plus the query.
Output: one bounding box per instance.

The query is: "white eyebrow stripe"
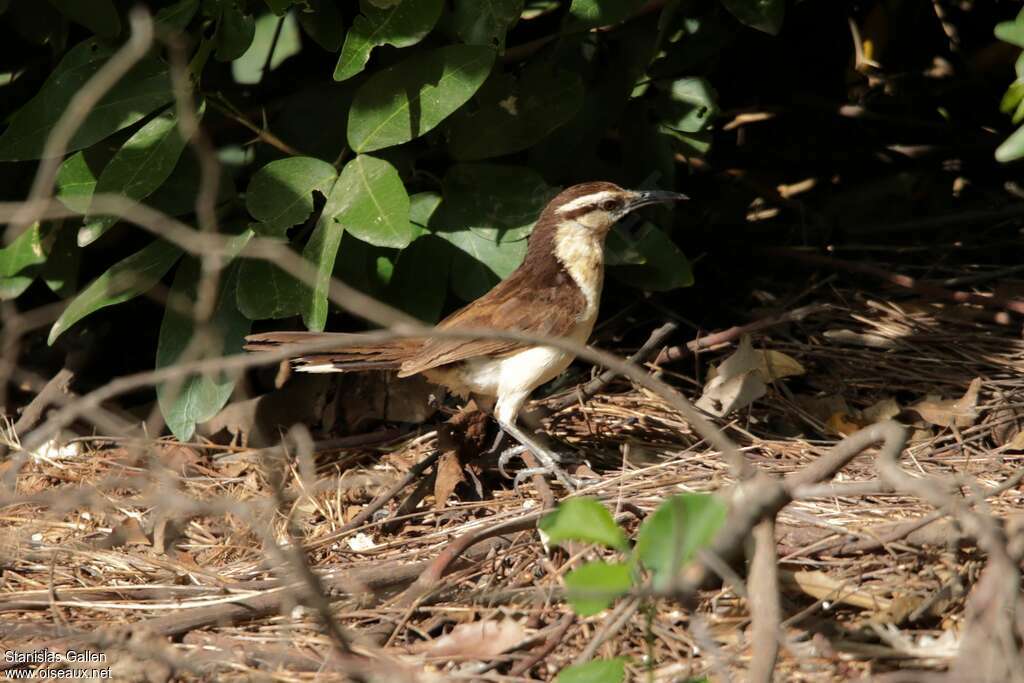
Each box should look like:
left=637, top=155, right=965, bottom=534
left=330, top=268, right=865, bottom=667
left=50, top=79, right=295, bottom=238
left=555, top=191, right=618, bottom=213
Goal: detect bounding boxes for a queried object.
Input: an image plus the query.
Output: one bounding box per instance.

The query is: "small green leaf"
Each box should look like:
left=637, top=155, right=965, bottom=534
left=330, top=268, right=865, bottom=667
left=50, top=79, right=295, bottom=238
left=333, top=0, right=443, bottom=82
left=48, top=240, right=184, bottom=345
left=450, top=0, right=523, bottom=50
left=296, top=0, right=344, bottom=51
left=232, top=12, right=302, bottom=84
left=47, top=0, right=121, bottom=37
left=332, top=232, right=396, bottom=299
left=564, top=561, right=633, bottom=616
left=41, top=225, right=81, bottom=297
left=80, top=103, right=202, bottom=247
left=0, top=223, right=46, bottom=278
left=347, top=44, right=495, bottom=153
left=720, top=0, right=784, bottom=35
left=996, top=14, right=1024, bottom=48
left=157, top=253, right=252, bottom=442
left=0, top=39, right=174, bottom=161
left=236, top=254, right=305, bottom=320
left=387, top=235, right=451, bottom=322
left=334, top=155, right=412, bottom=248
left=155, top=0, right=200, bottom=30
left=663, top=77, right=718, bottom=134
left=216, top=1, right=256, bottom=61
left=611, top=223, right=693, bottom=291
left=568, top=0, right=643, bottom=27
left=1000, top=82, right=1024, bottom=115
left=448, top=63, right=584, bottom=160
left=996, top=124, right=1024, bottom=163
left=557, top=658, right=627, bottom=683
left=635, top=493, right=727, bottom=589
left=246, top=156, right=338, bottom=237
left=538, top=497, right=629, bottom=551
left=56, top=152, right=100, bottom=214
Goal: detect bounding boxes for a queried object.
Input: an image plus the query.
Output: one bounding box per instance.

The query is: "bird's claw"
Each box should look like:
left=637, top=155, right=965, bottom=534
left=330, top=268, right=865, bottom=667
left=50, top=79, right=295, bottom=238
left=498, top=445, right=581, bottom=490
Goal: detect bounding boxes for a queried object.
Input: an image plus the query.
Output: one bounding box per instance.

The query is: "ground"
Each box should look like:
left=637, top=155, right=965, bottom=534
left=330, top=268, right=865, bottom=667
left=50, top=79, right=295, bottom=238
left=2, top=272, right=1023, bottom=681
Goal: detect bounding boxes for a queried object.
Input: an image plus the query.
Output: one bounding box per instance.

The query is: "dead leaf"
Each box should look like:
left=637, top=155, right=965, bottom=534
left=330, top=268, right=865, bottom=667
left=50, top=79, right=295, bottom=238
left=757, top=349, right=805, bottom=381
left=697, top=336, right=767, bottom=416
left=827, top=412, right=863, bottom=436
left=862, top=397, right=901, bottom=423
left=410, top=619, right=526, bottom=658
left=911, top=377, right=982, bottom=428
left=433, top=451, right=465, bottom=509
left=97, top=517, right=150, bottom=548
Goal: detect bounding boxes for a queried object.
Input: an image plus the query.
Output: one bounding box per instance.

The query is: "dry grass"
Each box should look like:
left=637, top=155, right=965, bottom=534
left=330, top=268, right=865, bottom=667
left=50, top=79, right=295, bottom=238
left=2, top=285, right=1024, bottom=681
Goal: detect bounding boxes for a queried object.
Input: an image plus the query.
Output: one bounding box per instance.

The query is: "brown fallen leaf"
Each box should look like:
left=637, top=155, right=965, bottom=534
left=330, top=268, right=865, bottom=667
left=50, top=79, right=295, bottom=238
left=911, top=377, right=983, bottom=428
left=433, top=451, right=465, bottom=510
left=696, top=335, right=767, bottom=416
left=409, top=619, right=526, bottom=658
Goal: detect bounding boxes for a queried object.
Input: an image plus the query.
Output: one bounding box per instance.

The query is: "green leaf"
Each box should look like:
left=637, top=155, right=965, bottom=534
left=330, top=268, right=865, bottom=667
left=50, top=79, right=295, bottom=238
left=433, top=163, right=556, bottom=242
left=300, top=154, right=410, bottom=328
left=448, top=63, right=584, bottom=160
left=996, top=15, right=1024, bottom=48
left=155, top=0, right=200, bottom=30
left=605, top=228, right=646, bottom=266
left=47, top=0, right=121, bottom=37
left=232, top=13, right=302, bottom=84
left=564, top=561, right=633, bottom=616
left=332, top=232, right=396, bottom=299
left=996, top=124, right=1024, bottom=163
left=428, top=164, right=553, bottom=300
left=568, top=0, right=643, bottom=27
left=441, top=228, right=526, bottom=300
left=0, top=223, right=46, bottom=278
left=663, top=77, right=718, bottom=134
left=0, top=39, right=174, bottom=161
left=409, top=191, right=442, bottom=232
left=80, top=103, right=201, bottom=247
left=1001, top=83, right=1024, bottom=116
left=450, top=0, right=523, bottom=50
left=557, top=658, right=628, bottom=683
left=387, top=235, right=451, bottom=322
left=48, top=239, right=184, bottom=345
left=264, top=0, right=295, bottom=14
left=333, top=0, right=443, bottom=82
left=157, top=254, right=252, bottom=442
left=146, top=153, right=237, bottom=217
left=56, top=151, right=100, bottom=214
left=216, top=1, right=256, bottom=61
left=236, top=253, right=305, bottom=320
left=333, top=155, right=412, bottom=248
left=719, top=0, right=784, bottom=35
left=297, top=0, right=344, bottom=51
left=246, top=156, right=338, bottom=237
left=611, top=224, right=693, bottom=291
left=635, top=493, right=727, bottom=589
left=0, top=274, right=35, bottom=301
left=41, top=225, right=81, bottom=297
left=347, top=44, right=495, bottom=153
left=538, top=497, right=629, bottom=551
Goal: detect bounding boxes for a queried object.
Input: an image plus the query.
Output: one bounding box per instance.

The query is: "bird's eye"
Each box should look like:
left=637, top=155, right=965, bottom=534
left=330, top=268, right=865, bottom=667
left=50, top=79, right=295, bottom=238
left=600, top=199, right=618, bottom=211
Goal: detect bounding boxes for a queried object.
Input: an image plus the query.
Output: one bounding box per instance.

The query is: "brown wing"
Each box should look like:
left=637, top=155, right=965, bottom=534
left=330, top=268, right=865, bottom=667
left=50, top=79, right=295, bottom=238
left=397, top=268, right=587, bottom=377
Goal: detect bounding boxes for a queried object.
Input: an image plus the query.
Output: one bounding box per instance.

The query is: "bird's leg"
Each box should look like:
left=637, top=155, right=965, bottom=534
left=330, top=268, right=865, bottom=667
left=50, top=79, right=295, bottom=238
left=495, top=419, right=578, bottom=491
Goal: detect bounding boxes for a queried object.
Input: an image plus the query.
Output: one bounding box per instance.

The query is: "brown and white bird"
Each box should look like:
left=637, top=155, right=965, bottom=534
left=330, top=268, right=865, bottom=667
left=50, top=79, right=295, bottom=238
left=245, top=182, right=687, bottom=485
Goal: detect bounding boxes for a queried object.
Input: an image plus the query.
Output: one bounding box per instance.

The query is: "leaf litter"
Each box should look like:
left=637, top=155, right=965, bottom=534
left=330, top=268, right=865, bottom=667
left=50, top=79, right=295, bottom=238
left=3, top=283, right=1024, bottom=680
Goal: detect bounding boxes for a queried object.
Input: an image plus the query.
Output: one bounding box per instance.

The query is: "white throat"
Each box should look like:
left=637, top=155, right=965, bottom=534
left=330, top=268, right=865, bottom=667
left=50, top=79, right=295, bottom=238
left=553, top=220, right=605, bottom=319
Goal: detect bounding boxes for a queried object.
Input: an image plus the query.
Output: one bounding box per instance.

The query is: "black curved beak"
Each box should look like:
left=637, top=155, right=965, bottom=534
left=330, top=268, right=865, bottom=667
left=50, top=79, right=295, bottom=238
left=628, top=189, right=689, bottom=211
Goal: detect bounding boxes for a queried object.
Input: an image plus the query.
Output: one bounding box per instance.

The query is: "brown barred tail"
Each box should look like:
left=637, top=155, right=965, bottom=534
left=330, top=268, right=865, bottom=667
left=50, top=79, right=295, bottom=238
left=244, top=331, right=420, bottom=373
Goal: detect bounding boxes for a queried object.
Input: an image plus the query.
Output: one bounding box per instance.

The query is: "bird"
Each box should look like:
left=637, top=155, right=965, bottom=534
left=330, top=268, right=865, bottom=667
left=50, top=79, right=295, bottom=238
left=245, top=182, right=687, bottom=487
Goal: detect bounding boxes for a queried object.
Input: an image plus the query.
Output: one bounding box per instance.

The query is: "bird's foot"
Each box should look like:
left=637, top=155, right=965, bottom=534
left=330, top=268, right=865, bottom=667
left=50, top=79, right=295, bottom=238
left=498, top=445, right=583, bottom=491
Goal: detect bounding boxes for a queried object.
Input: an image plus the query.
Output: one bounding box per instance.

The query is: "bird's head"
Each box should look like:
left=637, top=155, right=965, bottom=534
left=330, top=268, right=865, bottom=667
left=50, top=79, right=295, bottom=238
left=546, top=181, right=688, bottom=236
